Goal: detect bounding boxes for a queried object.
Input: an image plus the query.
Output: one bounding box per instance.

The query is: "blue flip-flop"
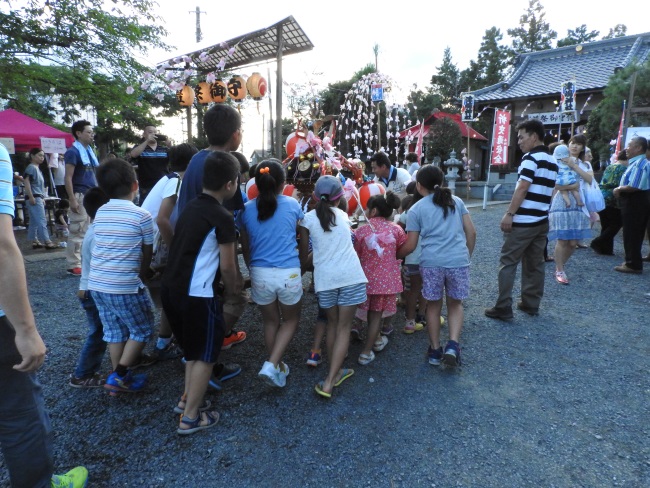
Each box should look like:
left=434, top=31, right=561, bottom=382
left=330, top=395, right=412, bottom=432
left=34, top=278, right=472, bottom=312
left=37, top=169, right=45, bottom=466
left=334, top=368, right=354, bottom=387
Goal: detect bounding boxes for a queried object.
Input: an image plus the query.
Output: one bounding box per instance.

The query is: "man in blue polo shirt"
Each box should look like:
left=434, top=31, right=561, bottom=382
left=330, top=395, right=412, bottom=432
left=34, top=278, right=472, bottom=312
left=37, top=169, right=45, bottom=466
left=64, top=120, right=99, bottom=276
left=613, top=136, right=650, bottom=274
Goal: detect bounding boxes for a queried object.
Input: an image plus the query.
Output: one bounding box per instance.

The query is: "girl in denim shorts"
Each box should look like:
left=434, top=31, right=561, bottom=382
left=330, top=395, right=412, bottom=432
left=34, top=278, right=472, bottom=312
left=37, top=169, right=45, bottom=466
left=397, top=165, right=477, bottom=367
left=237, top=160, right=304, bottom=388
left=299, top=176, right=367, bottom=398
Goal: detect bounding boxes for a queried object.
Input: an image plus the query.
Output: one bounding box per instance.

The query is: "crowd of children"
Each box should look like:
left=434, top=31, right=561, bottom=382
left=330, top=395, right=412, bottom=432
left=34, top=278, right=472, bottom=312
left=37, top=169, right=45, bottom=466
left=64, top=106, right=476, bottom=436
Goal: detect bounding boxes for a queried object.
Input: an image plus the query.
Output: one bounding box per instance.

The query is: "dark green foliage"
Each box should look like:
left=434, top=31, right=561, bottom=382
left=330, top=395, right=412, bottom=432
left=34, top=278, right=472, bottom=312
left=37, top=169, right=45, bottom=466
left=425, top=117, right=463, bottom=162
left=557, top=25, right=600, bottom=47
left=586, top=60, right=650, bottom=164
left=507, top=0, right=557, bottom=54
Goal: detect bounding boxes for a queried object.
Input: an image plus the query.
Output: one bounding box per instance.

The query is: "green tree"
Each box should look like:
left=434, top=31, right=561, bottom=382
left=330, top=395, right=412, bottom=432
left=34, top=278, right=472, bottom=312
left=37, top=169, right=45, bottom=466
left=507, top=0, right=557, bottom=54
left=431, top=47, right=461, bottom=110
left=0, top=1, right=170, bottom=152
left=602, top=24, right=628, bottom=39
left=318, top=64, right=376, bottom=117
left=425, top=117, right=463, bottom=162
left=407, top=87, right=443, bottom=122
left=557, top=25, right=600, bottom=47
left=585, top=60, right=650, bottom=164
left=476, top=27, right=508, bottom=87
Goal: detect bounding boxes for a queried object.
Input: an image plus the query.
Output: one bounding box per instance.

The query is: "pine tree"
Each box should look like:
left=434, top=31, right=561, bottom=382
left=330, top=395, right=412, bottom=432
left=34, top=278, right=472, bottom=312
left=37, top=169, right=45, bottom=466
left=476, top=27, right=508, bottom=87
left=430, top=47, right=461, bottom=110
left=557, top=25, right=600, bottom=47
left=602, top=24, right=627, bottom=39
left=507, top=0, right=557, bottom=53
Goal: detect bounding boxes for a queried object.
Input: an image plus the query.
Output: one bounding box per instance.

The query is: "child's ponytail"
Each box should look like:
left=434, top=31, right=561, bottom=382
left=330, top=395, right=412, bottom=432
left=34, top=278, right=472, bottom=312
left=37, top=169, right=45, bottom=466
left=312, top=175, right=345, bottom=232
left=255, top=159, right=285, bottom=222
left=416, top=165, right=455, bottom=219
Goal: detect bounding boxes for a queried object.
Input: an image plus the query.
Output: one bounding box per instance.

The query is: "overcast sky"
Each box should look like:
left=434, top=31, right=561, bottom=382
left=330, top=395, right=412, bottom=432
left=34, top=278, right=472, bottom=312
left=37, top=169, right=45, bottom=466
left=145, top=0, right=648, bottom=149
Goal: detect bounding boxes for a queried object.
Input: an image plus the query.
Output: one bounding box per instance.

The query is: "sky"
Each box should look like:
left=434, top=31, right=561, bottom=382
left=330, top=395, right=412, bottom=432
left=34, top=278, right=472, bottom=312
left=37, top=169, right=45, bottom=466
left=142, top=0, right=648, bottom=151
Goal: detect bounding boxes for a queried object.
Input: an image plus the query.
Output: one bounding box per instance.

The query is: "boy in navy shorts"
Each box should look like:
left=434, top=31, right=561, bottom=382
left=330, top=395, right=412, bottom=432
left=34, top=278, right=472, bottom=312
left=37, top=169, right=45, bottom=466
left=88, top=158, right=155, bottom=393
left=161, top=151, right=241, bottom=435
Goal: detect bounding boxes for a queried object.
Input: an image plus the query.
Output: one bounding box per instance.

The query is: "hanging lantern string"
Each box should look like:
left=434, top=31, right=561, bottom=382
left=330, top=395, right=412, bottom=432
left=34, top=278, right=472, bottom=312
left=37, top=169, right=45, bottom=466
left=579, top=94, right=593, bottom=115
left=520, top=102, right=533, bottom=117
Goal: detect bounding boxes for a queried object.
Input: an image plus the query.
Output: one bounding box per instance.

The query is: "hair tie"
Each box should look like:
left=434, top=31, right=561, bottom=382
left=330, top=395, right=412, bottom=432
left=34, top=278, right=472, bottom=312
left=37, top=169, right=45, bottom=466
left=259, top=167, right=270, bottom=174
left=433, top=184, right=440, bottom=190
left=320, top=195, right=328, bottom=201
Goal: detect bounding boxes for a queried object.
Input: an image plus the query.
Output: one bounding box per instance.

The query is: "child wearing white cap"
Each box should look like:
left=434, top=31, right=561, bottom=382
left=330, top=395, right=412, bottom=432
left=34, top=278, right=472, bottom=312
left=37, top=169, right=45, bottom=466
left=553, top=144, right=584, bottom=208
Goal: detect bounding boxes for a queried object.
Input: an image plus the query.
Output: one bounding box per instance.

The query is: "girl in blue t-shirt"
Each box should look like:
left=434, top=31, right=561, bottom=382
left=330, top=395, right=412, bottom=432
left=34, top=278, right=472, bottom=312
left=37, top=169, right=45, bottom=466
left=397, top=165, right=476, bottom=367
left=237, top=160, right=304, bottom=388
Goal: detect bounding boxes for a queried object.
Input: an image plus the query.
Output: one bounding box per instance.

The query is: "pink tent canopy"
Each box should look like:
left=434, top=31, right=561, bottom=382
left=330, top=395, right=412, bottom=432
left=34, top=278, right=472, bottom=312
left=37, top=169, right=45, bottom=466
left=0, top=109, right=74, bottom=152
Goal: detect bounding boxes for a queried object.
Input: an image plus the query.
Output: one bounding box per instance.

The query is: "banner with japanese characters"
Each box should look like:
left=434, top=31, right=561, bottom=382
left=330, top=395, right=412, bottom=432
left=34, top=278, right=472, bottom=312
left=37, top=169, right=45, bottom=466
left=527, top=111, right=577, bottom=125
left=490, top=109, right=511, bottom=166
left=461, top=94, right=474, bottom=122
left=560, top=80, right=576, bottom=112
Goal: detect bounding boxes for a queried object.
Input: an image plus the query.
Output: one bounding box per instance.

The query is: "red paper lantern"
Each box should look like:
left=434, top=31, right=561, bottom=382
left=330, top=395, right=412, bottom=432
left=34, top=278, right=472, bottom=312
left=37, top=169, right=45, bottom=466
left=358, top=182, right=386, bottom=210
left=195, top=82, right=213, bottom=104
left=210, top=80, right=227, bottom=103
left=176, top=85, right=195, bottom=107
left=246, top=72, right=268, bottom=100
left=227, top=75, right=247, bottom=102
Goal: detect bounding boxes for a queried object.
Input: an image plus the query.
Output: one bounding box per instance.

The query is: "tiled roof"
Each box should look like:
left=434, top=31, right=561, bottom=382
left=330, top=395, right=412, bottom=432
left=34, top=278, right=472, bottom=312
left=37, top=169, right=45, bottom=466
left=472, top=33, right=650, bottom=102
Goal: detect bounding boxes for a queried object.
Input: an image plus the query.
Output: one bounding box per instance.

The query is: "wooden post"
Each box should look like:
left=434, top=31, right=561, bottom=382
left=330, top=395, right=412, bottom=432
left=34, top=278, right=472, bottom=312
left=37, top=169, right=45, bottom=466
left=274, top=24, right=284, bottom=159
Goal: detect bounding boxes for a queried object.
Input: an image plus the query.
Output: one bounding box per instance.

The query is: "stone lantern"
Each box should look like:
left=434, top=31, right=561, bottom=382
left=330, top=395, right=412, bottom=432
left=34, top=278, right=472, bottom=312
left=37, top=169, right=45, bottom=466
left=444, top=150, right=463, bottom=195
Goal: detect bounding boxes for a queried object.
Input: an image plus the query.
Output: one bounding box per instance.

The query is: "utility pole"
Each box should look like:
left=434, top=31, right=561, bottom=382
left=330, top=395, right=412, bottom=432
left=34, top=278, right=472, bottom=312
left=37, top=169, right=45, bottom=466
left=188, top=7, right=206, bottom=143
left=189, top=6, right=206, bottom=43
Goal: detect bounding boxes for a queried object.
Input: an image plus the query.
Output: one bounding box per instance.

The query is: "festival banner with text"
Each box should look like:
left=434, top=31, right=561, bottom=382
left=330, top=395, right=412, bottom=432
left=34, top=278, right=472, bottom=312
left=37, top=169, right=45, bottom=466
left=490, top=110, right=511, bottom=166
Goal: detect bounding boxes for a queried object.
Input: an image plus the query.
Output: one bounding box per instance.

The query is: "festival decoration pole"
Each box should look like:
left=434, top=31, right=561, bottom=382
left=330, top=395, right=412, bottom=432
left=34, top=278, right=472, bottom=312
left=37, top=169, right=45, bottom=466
left=614, top=100, right=626, bottom=157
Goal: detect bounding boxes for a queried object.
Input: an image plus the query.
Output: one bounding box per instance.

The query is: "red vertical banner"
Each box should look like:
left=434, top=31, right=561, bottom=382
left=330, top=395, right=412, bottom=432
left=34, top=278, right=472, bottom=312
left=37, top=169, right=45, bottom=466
left=490, top=109, right=511, bottom=166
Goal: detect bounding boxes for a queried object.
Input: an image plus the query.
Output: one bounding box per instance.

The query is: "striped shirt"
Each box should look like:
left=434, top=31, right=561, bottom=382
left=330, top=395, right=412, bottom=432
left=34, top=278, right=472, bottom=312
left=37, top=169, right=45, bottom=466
left=88, top=199, right=154, bottom=294
left=514, top=146, right=558, bottom=227
left=0, top=144, right=14, bottom=319
left=621, top=155, right=650, bottom=191
left=0, top=144, right=13, bottom=218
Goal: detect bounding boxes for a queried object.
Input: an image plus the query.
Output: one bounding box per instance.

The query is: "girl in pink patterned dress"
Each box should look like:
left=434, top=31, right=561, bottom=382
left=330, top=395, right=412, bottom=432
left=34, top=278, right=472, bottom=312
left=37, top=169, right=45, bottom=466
left=354, top=191, right=406, bottom=365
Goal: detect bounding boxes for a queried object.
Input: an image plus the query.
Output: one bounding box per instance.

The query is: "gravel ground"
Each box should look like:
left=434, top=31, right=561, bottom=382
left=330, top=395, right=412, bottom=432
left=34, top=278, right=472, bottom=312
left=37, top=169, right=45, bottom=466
left=3, top=203, right=650, bottom=487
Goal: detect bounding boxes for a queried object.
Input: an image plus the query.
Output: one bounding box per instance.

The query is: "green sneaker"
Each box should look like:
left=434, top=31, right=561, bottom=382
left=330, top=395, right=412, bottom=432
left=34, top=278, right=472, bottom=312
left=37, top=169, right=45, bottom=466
left=51, top=466, right=88, bottom=488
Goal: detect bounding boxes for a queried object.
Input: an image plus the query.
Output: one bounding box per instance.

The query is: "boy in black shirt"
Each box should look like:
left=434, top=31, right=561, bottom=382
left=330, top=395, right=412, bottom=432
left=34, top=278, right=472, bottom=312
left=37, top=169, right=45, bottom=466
left=161, top=151, right=241, bottom=435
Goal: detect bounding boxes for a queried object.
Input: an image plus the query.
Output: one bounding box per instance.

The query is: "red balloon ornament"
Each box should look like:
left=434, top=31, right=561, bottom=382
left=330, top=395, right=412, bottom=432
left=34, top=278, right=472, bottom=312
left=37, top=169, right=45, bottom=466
left=358, top=182, right=386, bottom=210
left=247, top=183, right=259, bottom=200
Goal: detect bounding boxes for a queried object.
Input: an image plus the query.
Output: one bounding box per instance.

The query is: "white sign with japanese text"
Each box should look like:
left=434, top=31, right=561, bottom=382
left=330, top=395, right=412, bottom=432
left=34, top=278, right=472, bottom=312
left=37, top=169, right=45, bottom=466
left=40, top=137, right=67, bottom=153
left=527, top=111, right=577, bottom=125
left=0, top=138, right=15, bottom=154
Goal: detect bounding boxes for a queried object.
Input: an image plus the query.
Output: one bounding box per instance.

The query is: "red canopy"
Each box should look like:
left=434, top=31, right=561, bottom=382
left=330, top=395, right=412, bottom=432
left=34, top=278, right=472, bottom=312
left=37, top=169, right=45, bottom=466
left=399, top=111, right=487, bottom=141
left=0, top=109, right=74, bottom=152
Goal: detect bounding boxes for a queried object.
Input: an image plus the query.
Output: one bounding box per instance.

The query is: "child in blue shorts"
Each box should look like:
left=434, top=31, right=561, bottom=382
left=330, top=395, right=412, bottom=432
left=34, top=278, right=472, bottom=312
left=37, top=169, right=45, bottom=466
left=88, top=159, right=155, bottom=393
left=162, top=151, right=241, bottom=435
left=398, top=165, right=477, bottom=367
left=69, top=187, right=109, bottom=388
